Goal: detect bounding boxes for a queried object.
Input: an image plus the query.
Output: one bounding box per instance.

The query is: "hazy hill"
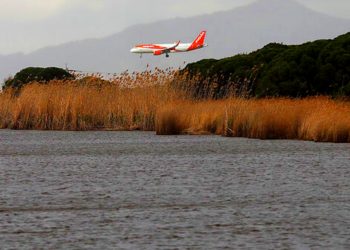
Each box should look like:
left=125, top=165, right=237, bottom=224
left=1, top=0, right=350, bottom=81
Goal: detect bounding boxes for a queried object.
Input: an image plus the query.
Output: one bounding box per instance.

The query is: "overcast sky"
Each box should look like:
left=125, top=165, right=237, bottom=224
left=1, top=0, right=349, bottom=55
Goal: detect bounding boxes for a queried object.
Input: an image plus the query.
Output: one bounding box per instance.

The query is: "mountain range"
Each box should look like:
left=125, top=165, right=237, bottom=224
left=1, top=0, right=350, bottom=81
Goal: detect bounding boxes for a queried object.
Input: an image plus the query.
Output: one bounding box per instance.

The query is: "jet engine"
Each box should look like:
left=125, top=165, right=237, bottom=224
left=153, top=50, right=163, bottom=56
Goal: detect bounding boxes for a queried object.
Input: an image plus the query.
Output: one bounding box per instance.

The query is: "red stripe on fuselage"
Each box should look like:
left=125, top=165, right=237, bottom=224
left=136, top=44, right=167, bottom=49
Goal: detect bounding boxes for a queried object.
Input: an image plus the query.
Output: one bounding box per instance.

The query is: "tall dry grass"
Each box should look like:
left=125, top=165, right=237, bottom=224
left=156, top=97, right=350, bottom=142
left=1, top=71, right=350, bottom=142
left=0, top=70, right=182, bottom=131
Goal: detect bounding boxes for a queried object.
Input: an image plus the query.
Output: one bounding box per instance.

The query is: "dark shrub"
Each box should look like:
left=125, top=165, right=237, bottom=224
left=3, top=67, right=74, bottom=90
left=180, top=32, right=350, bottom=98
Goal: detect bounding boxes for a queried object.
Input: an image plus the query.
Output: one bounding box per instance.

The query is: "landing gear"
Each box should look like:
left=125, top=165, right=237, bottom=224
left=166, top=53, right=169, bottom=58
left=140, top=53, right=143, bottom=58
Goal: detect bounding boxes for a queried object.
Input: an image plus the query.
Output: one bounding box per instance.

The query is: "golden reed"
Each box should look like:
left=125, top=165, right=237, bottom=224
left=1, top=72, right=349, bottom=142
left=156, top=97, right=350, bottom=142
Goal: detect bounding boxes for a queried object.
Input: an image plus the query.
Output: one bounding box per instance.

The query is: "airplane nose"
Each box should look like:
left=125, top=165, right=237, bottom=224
left=130, top=48, right=137, bottom=53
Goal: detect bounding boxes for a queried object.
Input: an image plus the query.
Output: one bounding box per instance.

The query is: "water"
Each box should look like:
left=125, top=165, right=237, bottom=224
left=0, top=130, right=349, bottom=249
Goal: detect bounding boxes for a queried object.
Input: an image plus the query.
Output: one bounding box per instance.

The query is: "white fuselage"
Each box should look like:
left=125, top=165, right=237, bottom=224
left=130, top=43, right=194, bottom=54
left=130, top=31, right=207, bottom=56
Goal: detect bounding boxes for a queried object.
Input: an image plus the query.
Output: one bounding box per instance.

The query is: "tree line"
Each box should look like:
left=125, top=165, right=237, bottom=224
left=181, top=32, right=350, bottom=98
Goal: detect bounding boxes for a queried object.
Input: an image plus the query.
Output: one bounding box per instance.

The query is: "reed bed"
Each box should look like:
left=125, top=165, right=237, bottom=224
left=0, top=70, right=182, bottom=131
left=1, top=72, right=350, bottom=142
left=156, top=97, right=350, bottom=142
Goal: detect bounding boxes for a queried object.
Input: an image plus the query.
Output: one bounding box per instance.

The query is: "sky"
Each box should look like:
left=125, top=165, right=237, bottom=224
left=1, top=0, right=349, bottom=55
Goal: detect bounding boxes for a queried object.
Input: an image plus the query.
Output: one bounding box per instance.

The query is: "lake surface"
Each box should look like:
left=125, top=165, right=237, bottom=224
left=0, top=130, right=349, bottom=249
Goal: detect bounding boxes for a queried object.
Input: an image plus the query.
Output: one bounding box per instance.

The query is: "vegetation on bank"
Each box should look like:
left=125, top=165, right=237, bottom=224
left=3, top=67, right=74, bottom=90
left=181, top=32, right=350, bottom=98
left=0, top=70, right=180, bottom=131
left=1, top=33, right=350, bottom=142
left=156, top=97, right=350, bottom=142
left=0, top=71, right=350, bottom=142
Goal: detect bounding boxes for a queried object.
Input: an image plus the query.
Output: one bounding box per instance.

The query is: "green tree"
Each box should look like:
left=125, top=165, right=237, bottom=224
left=180, top=32, right=350, bottom=98
left=3, top=67, right=74, bottom=90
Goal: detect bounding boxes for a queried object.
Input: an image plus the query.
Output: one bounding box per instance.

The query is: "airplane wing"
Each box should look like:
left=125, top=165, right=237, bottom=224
left=167, top=41, right=180, bottom=51
left=160, top=41, right=180, bottom=53
left=153, top=41, right=180, bottom=56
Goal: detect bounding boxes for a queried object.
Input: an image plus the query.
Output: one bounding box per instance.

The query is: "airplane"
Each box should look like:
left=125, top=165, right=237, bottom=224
left=130, top=31, right=207, bottom=58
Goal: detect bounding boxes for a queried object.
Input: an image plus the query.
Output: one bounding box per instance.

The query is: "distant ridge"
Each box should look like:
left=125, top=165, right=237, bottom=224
left=1, top=0, right=350, bottom=81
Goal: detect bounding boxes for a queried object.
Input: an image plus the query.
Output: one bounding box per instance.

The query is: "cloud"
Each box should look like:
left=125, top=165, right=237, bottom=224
left=297, top=0, right=350, bottom=19
left=0, top=0, right=349, bottom=54
left=0, top=0, right=67, bottom=21
left=0, top=0, right=104, bottom=21
left=0, top=0, right=253, bottom=22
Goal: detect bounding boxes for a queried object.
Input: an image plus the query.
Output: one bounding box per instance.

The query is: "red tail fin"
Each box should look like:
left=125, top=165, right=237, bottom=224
left=188, top=31, right=206, bottom=50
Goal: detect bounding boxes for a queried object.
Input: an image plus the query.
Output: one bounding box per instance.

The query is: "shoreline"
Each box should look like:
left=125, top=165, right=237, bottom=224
left=1, top=129, right=349, bottom=144
left=1, top=81, right=350, bottom=143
